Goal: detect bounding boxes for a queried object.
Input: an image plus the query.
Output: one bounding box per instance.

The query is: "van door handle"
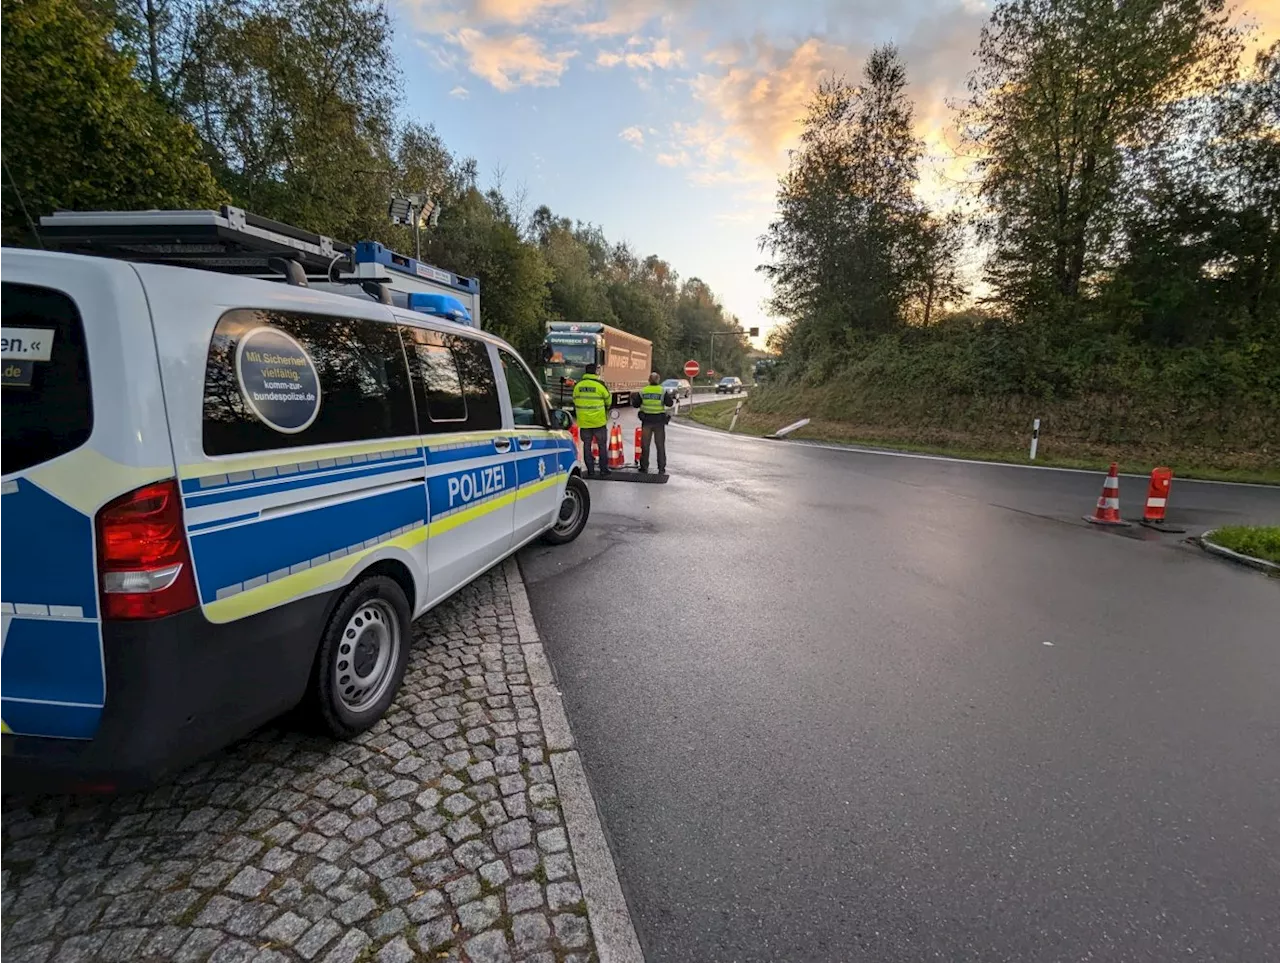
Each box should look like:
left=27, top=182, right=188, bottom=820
left=517, top=437, right=533, bottom=451
left=494, top=438, right=512, bottom=453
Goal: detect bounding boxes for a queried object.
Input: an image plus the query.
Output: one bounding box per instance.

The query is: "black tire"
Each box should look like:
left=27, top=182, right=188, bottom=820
left=542, top=475, right=591, bottom=545
left=310, top=575, right=412, bottom=738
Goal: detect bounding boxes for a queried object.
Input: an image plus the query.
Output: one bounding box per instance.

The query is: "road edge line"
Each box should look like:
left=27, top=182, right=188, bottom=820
left=670, top=418, right=1278, bottom=489
left=503, top=558, right=646, bottom=963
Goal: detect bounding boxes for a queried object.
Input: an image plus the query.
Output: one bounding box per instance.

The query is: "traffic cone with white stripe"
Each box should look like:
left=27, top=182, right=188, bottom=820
left=634, top=426, right=644, bottom=467
left=1140, top=467, right=1185, bottom=532
left=607, top=424, right=625, bottom=470
left=1085, top=462, right=1130, bottom=526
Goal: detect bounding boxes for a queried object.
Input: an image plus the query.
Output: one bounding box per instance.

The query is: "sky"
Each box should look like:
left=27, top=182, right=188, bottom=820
left=390, top=0, right=1280, bottom=346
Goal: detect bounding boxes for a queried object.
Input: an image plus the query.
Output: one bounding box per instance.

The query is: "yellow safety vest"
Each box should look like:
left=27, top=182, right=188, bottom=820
left=572, top=374, right=611, bottom=429
left=640, top=384, right=666, bottom=415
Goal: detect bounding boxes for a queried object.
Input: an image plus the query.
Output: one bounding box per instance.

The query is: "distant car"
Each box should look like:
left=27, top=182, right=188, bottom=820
left=716, top=376, right=744, bottom=394
left=662, top=378, right=691, bottom=399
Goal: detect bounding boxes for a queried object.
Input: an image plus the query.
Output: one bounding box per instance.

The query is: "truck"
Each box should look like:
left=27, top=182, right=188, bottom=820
left=541, top=322, right=652, bottom=409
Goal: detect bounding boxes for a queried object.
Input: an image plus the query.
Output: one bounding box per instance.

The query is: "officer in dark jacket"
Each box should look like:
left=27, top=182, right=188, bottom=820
left=637, top=371, right=673, bottom=474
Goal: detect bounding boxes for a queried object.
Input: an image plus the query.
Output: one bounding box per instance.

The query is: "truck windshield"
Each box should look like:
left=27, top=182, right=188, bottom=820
left=547, top=342, right=595, bottom=366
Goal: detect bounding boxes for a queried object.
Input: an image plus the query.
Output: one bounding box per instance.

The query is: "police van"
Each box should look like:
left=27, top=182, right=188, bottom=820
left=1, top=208, right=589, bottom=791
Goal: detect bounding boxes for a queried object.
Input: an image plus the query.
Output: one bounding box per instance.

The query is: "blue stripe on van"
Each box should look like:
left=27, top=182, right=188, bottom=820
left=1, top=618, right=104, bottom=706
left=424, top=441, right=502, bottom=465
left=190, top=484, right=427, bottom=603
left=180, top=449, right=424, bottom=496
left=184, top=456, right=424, bottom=509
left=1, top=699, right=102, bottom=740
left=187, top=510, right=260, bottom=533
left=426, top=462, right=515, bottom=520
left=0, top=478, right=99, bottom=618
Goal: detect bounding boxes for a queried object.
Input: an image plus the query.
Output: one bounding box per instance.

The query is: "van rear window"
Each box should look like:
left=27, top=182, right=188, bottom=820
left=1, top=282, right=94, bottom=474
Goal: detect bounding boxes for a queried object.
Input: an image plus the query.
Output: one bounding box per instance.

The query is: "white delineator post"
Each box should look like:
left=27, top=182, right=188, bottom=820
left=1030, top=418, right=1040, bottom=460
left=729, top=399, right=744, bottom=432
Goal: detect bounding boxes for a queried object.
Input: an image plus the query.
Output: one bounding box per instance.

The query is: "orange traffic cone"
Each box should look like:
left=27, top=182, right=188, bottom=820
left=1143, top=467, right=1171, bottom=523
left=1085, top=463, right=1130, bottom=526
left=634, top=426, right=643, bottom=467
left=1140, top=467, right=1185, bottom=531
left=607, top=424, right=625, bottom=470
left=590, top=435, right=600, bottom=464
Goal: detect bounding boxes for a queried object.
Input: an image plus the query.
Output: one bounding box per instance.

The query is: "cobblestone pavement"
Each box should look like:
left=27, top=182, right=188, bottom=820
left=1, top=567, right=606, bottom=963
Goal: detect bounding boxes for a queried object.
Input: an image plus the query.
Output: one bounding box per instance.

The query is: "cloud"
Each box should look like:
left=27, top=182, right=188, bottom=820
left=595, top=36, right=685, bottom=70
left=619, top=125, right=646, bottom=147
left=400, top=0, right=580, bottom=32
left=655, top=150, right=690, bottom=167
left=450, top=29, right=577, bottom=91
left=650, top=9, right=988, bottom=204
left=449, top=85, right=471, bottom=98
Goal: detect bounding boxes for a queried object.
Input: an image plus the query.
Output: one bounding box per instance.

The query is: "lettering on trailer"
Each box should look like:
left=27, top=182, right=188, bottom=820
left=446, top=465, right=507, bottom=509
left=235, top=326, right=322, bottom=434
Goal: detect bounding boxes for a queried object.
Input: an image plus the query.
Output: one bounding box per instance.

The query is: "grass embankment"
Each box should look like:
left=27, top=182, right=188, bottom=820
left=687, top=397, right=1280, bottom=485
left=1206, top=526, right=1280, bottom=564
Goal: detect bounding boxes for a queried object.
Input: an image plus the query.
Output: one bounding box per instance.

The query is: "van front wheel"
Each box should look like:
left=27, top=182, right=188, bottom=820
left=311, top=576, right=412, bottom=738
left=543, top=475, right=590, bottom=545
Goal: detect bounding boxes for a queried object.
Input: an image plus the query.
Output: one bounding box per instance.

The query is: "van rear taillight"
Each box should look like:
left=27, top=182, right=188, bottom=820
left=96, top=479, right=198, bottom=620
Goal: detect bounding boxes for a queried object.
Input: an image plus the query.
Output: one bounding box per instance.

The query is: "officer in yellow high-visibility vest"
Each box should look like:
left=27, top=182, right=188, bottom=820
left=572, top=363, right=614, bottom=477
left=638, top=371, right=673, bottom=475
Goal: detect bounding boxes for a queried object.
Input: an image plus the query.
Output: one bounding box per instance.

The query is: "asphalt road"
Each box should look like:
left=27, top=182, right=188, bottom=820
left=519, top=419, right=1280, bottom=963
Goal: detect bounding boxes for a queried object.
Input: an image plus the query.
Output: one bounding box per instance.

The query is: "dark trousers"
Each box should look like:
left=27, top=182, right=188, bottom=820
left=581, top=426, right=608, bottom=473
left=641, top=423, right=666, bottom=472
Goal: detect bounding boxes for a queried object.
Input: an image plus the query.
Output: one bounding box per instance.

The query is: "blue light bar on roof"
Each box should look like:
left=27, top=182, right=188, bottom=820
left=407, top=292, right=473, bottom=325
left=353, top=241, right=478, bottom=295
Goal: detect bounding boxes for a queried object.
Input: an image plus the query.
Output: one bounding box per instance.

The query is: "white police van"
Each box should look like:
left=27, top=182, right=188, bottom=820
left=1, top=208, right=589, bottom=791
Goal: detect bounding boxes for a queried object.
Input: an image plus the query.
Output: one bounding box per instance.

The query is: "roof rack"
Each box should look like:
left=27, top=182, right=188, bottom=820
left=39, top=206, right=354, bottom=286
left=38, top=206, right=481, bottom=327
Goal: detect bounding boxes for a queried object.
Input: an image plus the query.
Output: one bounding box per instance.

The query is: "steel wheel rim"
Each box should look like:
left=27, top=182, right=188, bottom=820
left=334, top=599, right=399, bottom=713
left=555, top=485, right=583, bottom=534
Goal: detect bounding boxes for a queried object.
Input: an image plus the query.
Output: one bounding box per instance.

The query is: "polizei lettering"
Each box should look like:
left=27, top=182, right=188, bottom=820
left=447, top=465, right=506, bottom=508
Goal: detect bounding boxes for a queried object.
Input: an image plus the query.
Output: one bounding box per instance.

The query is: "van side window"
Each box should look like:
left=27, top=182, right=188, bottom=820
left=451, top=335, right=502, bottom=432
left=498, top=349, right=551, bottom=429
left=203, top=308, right=416, bottom=456
left=401, top=327, right=467, bottom=424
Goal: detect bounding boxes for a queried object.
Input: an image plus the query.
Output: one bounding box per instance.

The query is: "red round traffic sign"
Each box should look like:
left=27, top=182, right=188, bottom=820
left=684, top=360, right=700, bottom=379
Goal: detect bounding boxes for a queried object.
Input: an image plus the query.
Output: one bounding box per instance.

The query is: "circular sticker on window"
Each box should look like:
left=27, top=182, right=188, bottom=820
left=235, top=326, right=321, bottom=434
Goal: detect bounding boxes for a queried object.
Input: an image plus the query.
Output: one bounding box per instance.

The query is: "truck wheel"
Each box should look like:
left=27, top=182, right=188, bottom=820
left=543, top=475, right=590, bottom=545
left=309, top=576, right=412, bottom=738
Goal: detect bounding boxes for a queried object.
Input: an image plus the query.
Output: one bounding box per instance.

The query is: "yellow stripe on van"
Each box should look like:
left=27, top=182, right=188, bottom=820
left=203, top=525, right=430, bottom=624
left=26, top=449, right=171, bottom=515
left=515, top=473, right=568, bottom=502
left=179, top=430, right=523, bottom=481
left=427, top=488, right=521, bottom=538
left=1, top=718, right=11, bottom=735
left=179, top=437, right=423, bottom=481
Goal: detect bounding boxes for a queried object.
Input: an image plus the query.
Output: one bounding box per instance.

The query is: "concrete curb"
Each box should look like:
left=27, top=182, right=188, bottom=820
left=503, top=558, right=646, bottom=963
left=1197, top=530, right=1280, bottom=575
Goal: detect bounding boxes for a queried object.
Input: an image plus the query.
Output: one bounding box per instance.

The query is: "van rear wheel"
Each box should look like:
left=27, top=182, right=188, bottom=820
left=310, top=575, right=412, bottom=738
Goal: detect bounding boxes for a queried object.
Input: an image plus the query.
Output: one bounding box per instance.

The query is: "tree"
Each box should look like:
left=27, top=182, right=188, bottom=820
left=1210, top=41, right=1280, bottom=334
left=1, top=0, right=224, bottom=244
left=759, top=45, right=935, bottom=365
left=172, top=0, right=400, bottom=242
left=961, top=0, right=1240, bottom=318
